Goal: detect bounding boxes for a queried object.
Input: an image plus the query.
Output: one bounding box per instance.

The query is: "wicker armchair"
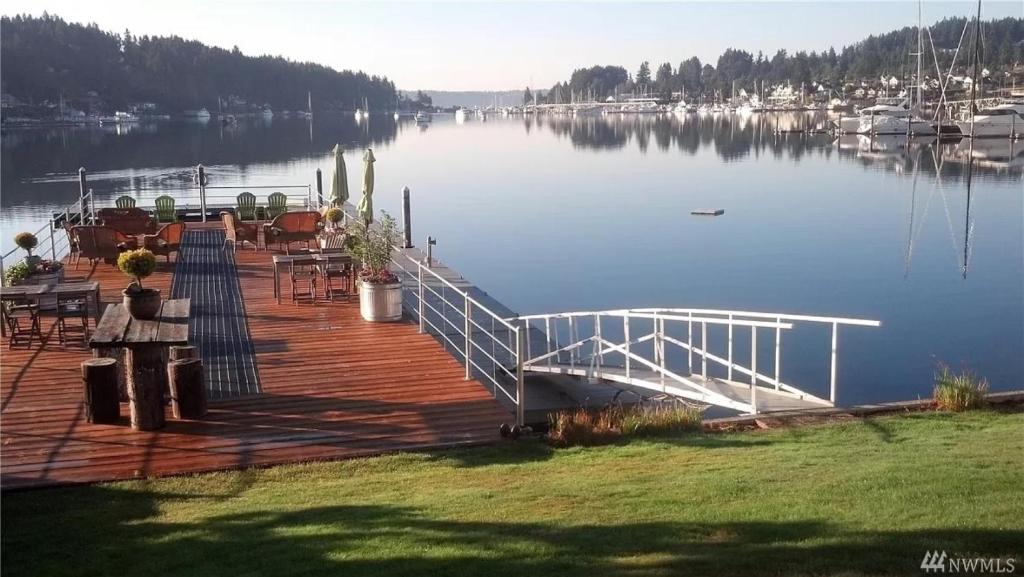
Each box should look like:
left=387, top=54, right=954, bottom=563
left=143, top=221, right=185, bottom=262
left=221, top=211, right=260, bottom=251
left=74, top=226, right=139, bottom=265
left=262, top=211, right=322, bottom=253
left=97, top=207, right=157, bottom=236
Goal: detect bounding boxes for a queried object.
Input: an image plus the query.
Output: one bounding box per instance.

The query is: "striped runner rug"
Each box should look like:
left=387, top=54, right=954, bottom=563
left=170, top=229, right=261, bottom=399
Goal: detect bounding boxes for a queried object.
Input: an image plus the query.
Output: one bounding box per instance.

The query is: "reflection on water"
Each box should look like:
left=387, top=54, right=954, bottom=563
left=1, top=114, right=1021, bottom=404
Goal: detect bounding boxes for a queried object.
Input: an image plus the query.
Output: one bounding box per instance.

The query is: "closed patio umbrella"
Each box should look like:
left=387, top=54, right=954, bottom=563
left=357, top=149, right=376, bottom=224
left=329, top=144, right=348, bottom=207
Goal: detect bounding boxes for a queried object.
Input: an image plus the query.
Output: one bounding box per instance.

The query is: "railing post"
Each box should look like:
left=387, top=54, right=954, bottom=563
left=515, top=327, right=526, bottom=426
left=197, top=164, right=208, bottom=223
left=417, top=265, right=425, bottom=333
left=657, top=316, right=666, bottom=390
left=568, top=316, right=576, bottom=370
left=78, top=167, right=87, bottom=224
left=624, top=316, right=631, bottom=379
left=727, top=313, right=734, bottom=381
left=774, top=316, right=782, bottom=390
left=687, top=312, right=693, bottom=374
left=315, top=169, right=323, bottom=208
left=701, top=321, right=707, bottom=379
left=544, top=317, right=552, bottom=368
left=89, top=189, right=96, bottom=224
left=594, top=314, right=602, bottom=374
left=464, top=298, right=472, bottom=380
left=829, top=322, right=838, bottom=404
left=750, top=327, right=758, bottom=413
left=49, top=218, right=57, bottom=260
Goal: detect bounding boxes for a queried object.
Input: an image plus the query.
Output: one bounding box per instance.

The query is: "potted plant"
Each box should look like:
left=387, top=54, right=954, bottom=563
left=117, top=249, right=161, bottom=319
left=350, top=211, right=403, bottom=322
left=14, top=232, right=42, bottom=270
left=319, top=207, right=347, bottom=250
left=9, top=232, right=65, bottom=309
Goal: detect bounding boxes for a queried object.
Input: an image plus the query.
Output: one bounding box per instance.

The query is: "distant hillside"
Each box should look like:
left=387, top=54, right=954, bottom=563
left=401, top=90, right=524, bottom=109
left=1, top=13, right=397, bottom=114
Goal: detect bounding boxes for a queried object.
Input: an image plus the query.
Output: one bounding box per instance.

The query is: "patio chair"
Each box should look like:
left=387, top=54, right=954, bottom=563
left=290, top=259, right=318, bottom=304
left=63, top=221, right=81, bottom=269
left=2, top=300, right=42, bottom=349
left=154, top=195, right=177, bottom=223
left=115, top=195, right=136, bottom=208
left=319, top=253, right=354, bottom=301
left=263, top=211, right=322, bottom=253
left=221, top=211, right=260, bottom=251
left=236, top=192, right=257, bottom=221
left=75, top=225, right=138, bottom=265
left=266, top=192, right=288, bottom=220
left=143, top=221, right=185, bottom=262
left=56, top=292, right=90, bottom=346
left=97, top=207, right=158, bottom=236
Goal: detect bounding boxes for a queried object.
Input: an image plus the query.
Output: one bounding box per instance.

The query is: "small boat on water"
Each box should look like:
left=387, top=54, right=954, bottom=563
left=957, top=102, right=1024, bottom=138
left=183, top=108, right=211, bottom=121
left=455, top=108, right=471, bottom=122
left=415, top=111, right=432, bottom=123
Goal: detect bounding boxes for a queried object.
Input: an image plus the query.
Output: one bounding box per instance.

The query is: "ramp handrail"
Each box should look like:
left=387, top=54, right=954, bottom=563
left=509, top=308, right=880, bottom=414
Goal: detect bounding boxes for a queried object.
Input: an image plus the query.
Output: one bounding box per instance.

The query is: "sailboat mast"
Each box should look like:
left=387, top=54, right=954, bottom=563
left=968, top=0, right=981, bottom=130
left=916, top=0, right=923, bottom=110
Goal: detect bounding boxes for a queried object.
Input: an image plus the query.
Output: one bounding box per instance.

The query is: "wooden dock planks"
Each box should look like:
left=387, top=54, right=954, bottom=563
left=1, top=232, right=510, bottom=490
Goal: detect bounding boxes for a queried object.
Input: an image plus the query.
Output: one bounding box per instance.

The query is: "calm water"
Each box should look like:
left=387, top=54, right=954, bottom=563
left=2, top=114, right=1022, bottom=405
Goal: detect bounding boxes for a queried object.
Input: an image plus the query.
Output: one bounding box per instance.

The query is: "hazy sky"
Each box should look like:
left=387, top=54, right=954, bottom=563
left=4, top=1, right=1021, bottom=90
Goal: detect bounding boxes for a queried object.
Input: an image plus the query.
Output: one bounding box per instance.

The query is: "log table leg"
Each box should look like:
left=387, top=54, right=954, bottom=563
left=126, top=346, right=167, bottom=431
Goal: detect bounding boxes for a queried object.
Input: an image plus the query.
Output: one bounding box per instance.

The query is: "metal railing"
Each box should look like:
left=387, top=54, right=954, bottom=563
left=1, top=190, right=95, bottom=283
left=510, top=308, right=880, bottom=414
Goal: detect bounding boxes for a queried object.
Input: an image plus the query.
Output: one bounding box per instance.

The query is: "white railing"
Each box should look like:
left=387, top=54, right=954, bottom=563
left=1, top=190, right=95, bottom=283
left=510, top=308, right=880, bottom=414
left=390, top=253, right=526, bottom=426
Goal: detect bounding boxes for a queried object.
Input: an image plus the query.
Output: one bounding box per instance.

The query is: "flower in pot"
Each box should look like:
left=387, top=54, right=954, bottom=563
left=350, top=211, right=403, bottom=322
left=14, top=232, right=41, bottom=271
left=319, top=207, right=347, bottom=249
left=117, top=249, right=161, bottom=319
left=4, top=261, right=29, bottom=287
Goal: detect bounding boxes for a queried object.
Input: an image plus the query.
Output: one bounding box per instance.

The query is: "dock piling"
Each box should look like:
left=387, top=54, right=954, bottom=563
left=316, top=169, right=323, bottom=208
left=402, top=186, right=413, bottom=248
left=197, top=165, right=208, bottom=223
left=427, top=236, right=436, bottom=268
left=78, top=167, right=87, bottom=224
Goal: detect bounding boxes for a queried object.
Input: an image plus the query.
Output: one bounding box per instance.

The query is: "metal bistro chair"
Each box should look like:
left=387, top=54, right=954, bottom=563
left=115, top=195, right=136, bottom=208
left=154, top=195, right=177, bottom=223
left=2, top=299, right=43, bottom=349
left=319, top=252, right=355, bottom=302
left=56, top=292, right=90, bottom=346
left=236, top=192, right=257, bottom=221
left=266, top=192, right=288, bottom=220
left=63, top=221, right=81, bottom=269
left=290, top=258, right=318, bottom=304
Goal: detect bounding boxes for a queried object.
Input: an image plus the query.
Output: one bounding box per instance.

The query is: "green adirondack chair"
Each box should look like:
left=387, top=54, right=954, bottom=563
left=266, top=192, right=288, bottom=220
left=115, top=195, right=136, bottom=208
left=154, top=195, right=176, bottom=223
left=236, top=192, right=257, bottom=221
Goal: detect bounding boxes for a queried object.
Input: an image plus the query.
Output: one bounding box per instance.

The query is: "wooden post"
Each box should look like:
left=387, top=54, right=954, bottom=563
left=169, top=358, right=206, bottom=419
left=126, top=347, right=167, bottom=431
left=78, top=167, right=87, bottom=224
left=316, top=169, right=324, bottom=208
left=198, top=164, right=207, bottom=223
left=402, top=186, right=413, bottom=248
left=82, top=358, right=120, bottom=424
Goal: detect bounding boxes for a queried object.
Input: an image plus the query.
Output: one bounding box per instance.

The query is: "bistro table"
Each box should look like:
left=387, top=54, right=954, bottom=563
left=89, top=298, right=190, bottom=431
left=0, top=282, right=101, bottom=337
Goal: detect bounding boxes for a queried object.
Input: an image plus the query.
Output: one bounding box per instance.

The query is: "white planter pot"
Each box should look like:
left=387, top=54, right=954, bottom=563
left=24, top=269, right=64, bottom=311
left=359, top=280, right=403, bottom=322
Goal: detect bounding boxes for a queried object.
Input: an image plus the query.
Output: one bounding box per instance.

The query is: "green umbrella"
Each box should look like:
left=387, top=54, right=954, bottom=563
left=329, top=144, right=348, bottom=207
left=357, top=149, right=376, bottom=224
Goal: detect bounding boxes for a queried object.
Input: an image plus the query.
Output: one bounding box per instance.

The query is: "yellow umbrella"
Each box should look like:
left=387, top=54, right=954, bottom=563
left=357, top=149, right=376, bottom=224
left=329, top=144, right=348, bottom=207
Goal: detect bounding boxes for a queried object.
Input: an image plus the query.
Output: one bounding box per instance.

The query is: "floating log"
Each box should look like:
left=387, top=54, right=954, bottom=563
left=81, top=358, right=120, bottom=424
left=169, top=358, right=206, bottom=420
left=691, top=209, right=725, bottom=216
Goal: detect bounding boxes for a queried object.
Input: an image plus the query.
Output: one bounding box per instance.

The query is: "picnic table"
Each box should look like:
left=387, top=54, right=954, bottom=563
left=89, top=298, right=190, bottom=431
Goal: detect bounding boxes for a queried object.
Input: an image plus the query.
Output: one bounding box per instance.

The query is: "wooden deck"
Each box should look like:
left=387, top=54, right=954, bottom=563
left=1, top=231, right=510, bottom=490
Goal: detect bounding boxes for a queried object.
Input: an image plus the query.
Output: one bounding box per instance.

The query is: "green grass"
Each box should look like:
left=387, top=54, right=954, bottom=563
left=3, top=411, right=1023, bottom=577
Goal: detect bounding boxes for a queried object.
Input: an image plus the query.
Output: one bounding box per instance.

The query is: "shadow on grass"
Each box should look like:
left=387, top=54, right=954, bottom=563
left=3, top=485, right=1020, bottom=577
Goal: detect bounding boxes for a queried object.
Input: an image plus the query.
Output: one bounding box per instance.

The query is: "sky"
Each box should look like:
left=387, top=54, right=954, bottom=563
left=3, top=1, right=1021, bottom=91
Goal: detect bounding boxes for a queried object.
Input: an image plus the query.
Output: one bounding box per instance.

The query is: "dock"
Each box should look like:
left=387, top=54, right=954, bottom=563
left=1, top=224, right=509, bottom=490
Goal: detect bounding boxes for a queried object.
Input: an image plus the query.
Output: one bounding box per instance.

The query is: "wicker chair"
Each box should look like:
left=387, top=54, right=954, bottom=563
left=75, top=225, right=139, bottom=265
left=236, top=192, right=257, bottom=221
left=266, top=192, right=288, bottom=220
left=220, top=211, right=260, bottom=251
left=115, top=196, right=136, bottom=208
left=143, top=221, right=185, bottom=262
left=154, top=195, right=177, bottom=223
left=97, top=207, right=157, bottom=236
left=262, top=211, right=322, bottom=253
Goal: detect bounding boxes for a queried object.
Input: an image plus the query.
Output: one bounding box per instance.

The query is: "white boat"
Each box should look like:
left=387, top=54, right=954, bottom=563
left=113, top=111, right=138, bottom=123
left=455, top=108, right=471, bottom=122
left=261, top=106, right=273, bottom=119
left=839, top=101, right=911, bottom=134
left=672, top=101, right=692, bottom=115
left=183, top=108, right=211, bottom=121
left=957, top=103, right=1024, bottom=138
left=415, top=111, right=431, bottom=123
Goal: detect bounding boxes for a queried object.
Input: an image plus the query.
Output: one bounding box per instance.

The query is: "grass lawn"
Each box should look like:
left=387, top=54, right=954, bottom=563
left=3, top=410, right=1022, bottom=576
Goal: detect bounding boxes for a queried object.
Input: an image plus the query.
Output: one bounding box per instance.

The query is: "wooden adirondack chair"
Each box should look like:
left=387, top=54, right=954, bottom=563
left=115, top=196, right=136, bottom=208
left=236, top=192, right=257, bottom=221
left=154, top=195, right=176, bottom=223
left=266, top=192, right=288, bottom=220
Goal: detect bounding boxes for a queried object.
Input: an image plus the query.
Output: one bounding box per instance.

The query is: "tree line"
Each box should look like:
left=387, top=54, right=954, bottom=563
left=1, top=13, right=398, bottom=114
left=539, top=16, right=1023, bottom=102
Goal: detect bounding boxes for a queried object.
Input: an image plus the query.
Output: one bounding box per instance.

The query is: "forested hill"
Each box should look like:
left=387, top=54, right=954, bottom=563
left=545, top=16, right=1023, bottom=101
left=1, top=13, right=397, bottom=113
